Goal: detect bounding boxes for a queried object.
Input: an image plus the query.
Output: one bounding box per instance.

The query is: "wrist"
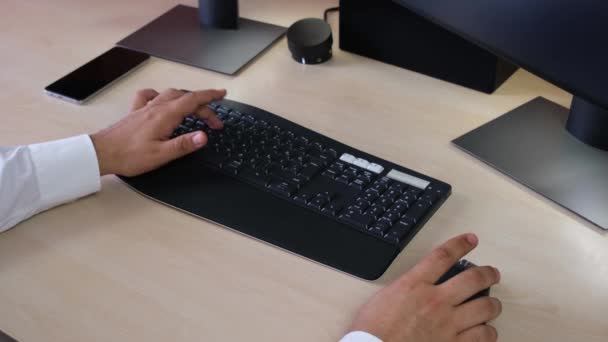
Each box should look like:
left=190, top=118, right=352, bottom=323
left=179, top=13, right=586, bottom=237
left=90, top=132, right=114, bottom=176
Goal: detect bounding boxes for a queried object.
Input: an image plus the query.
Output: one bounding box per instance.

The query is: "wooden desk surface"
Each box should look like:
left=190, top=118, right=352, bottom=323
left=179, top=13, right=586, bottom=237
left=1, top=0, right=607, bottom=341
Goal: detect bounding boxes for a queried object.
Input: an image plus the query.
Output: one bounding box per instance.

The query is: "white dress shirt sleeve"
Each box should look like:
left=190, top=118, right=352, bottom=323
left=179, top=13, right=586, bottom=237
left=340, top=331, right=383, bottom=342
left=0, top=135, right=101, bottom=233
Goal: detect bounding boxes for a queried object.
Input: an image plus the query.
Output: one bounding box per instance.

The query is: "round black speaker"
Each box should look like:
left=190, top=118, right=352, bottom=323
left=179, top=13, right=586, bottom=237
left=287, top=18, right=333, bottom=65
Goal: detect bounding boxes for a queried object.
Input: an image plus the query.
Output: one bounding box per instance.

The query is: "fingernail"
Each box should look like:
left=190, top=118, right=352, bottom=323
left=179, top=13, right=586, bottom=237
left=192, top=132, right=205, bottom=147
left=494, top=267, right=501, bottom=281
left=466, top=233, right=478, bottom=245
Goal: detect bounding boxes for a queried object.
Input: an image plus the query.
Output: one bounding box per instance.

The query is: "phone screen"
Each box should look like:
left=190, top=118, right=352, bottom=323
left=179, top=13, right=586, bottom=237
left=45, top=47, right=149, bottom=102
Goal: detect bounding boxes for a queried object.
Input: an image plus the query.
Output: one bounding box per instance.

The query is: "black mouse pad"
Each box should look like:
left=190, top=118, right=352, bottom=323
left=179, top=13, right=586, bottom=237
left=117, top=5, right=287, bottom=75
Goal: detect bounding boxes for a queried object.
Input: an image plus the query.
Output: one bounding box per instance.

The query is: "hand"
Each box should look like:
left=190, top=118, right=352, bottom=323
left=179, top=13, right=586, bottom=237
left=349, top=234, right=502, bottom=342
left=91, top=88, right=226, bottom=176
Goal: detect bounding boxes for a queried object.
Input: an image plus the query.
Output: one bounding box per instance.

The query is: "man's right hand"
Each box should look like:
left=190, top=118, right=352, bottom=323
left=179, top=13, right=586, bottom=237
left=348, top=233, right=502, bottom=342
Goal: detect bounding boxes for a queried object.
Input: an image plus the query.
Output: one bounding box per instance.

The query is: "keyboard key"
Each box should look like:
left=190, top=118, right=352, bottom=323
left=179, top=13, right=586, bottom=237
left=308, top=196, right=327, bottom=210
left=399, top=216, right=416, bottom=226
left=268, top=181, right=297, bottom=198
left=333, top=161, right=347, bottom=170
left=229, top=110, right=242, bottom=119
left=425, top=184, right=446, bottom=196
left=322, top=170, right=337, bottom=179
left=339, top=153, right=356, bottom=163
left=353, top=199, right=370, bottom=212
left=406, top=187, right=423, bottom=198
left=375, top=197, right=393, bottom=210
left=385, top=221, right=413, bottom=244
left=397, top=194, right=417, bottom=207
left=367, top=205, right=385, bottom=219
left=383, top=189, right=401, bottom=201
left=343, top=167, right=359, bottom=178
left=311, top=142, right=324, bottom=152
left=317, top=191, right=334, bottom=200
left=300, top=165, right=321, bottom=181
left=380, top=211, right=401, bottom=225
left=367, top=163, right=384, bottom=174
left=360, top=171, right=375, bottom=182
left=217, top=106, right=231, bottom=115
left=224, top=159, right=243, bottom=175
left=389, top=182, right=407, bottom=194
left=243, top=115, right=256, bottom=124
left=294, top=193, right=314, bottom=205
left=294, top=136, right=309, bottom=146
left=390, top=202, right=409, bottom=214
left=309, top=156, right=327, bottom=167
left=289, top=176, right=306, bottom=186
left=322, top=202, right=343, bottom=216
left=403, top=201, right=431, bottom=223
left=369, top=221, right=391, bottom=237
left=200, top=149, right=228, bottom=168
left=362, top=190, right=378, bottom=201
left=350, top=178, right=368, bottom=190
left=420, top=192, right=439, bottom=205
left=379, top=176, right=393, bottom=185
left=239, top=167, right=270, bottom=187
left=336, top=174, right=352, bottom=185
left=343, top=212, right=375, bottom=230
left=353, top=158, right=370, bottom=169
left=370, top=183, right=388, bottom=194
left=321, top=149, right=338, bottom=160
left=194, top=120, right=208, bottom=130
left=184, top=116, right=196, bottom=124
left=276, top=169, right=297, bottom=183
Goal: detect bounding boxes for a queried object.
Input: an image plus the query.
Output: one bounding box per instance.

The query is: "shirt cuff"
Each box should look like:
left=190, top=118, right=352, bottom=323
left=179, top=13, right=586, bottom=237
left=339, top=331, right=383, bottom=342
left=29, top=134, right=101, bottom=211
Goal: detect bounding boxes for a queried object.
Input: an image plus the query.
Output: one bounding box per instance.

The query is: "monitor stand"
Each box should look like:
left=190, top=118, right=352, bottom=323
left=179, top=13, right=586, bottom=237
left=0, top=329, right=17, bottom=342
left=117, top=5, right=286, bottom=75
left=453, top=97, right=608, bottom=230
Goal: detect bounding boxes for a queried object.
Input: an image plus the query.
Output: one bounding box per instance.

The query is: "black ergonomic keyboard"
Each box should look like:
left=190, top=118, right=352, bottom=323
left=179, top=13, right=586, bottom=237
left=122, top=99, right=451, bottom=279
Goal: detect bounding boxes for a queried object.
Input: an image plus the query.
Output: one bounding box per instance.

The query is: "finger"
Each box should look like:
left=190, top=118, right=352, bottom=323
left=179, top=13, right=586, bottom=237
left=149, top=88, right=187, bottom=105
left=456, top=324, right=498, bottom=342
left=453, top=297, right=502, bottom=333
left=194, top=106, right=224, bottom=129
left=408, top=234, right=478, bottom=284
left=440, top=266, right=500, bottom=305
left=159, top=131, right=208, bottom=162
left=166, top=89, right=227, bottom=122
left=131, top=89, right=159, bottom=111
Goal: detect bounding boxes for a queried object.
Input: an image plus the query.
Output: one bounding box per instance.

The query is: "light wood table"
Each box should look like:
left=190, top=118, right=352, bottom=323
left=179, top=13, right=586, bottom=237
left=1, top=1, right=606, bottom=341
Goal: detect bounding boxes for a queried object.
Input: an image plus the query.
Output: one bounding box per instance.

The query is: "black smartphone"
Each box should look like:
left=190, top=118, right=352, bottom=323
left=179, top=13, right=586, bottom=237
left=44, top=47, right=150, bottom=104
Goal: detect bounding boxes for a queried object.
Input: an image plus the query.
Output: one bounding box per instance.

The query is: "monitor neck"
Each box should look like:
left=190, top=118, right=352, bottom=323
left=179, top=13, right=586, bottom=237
left=199, top=0, right=239, bottom=29
left=566, top=96, right=608, bottom=151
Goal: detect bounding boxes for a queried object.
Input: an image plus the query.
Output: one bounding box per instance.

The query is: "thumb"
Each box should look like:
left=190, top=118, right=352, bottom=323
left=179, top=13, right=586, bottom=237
left=162, top=131, right=208, bottom=160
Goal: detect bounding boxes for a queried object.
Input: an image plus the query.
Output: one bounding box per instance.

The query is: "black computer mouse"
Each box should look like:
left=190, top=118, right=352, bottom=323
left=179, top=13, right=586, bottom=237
left=436, top=259, right=491, bottom=302
left=287, top=18, right=333, bottom=64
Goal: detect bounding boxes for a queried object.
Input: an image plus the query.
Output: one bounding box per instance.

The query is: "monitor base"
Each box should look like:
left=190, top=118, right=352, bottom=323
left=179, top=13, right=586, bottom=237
left=117, top=5, right=286, bottom=75
left=453, top=97, right=608, bottom=230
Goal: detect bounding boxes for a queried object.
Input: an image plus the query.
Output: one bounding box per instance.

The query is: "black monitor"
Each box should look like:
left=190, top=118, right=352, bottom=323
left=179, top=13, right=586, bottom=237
left=394, top=0, right=608, bottom=229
